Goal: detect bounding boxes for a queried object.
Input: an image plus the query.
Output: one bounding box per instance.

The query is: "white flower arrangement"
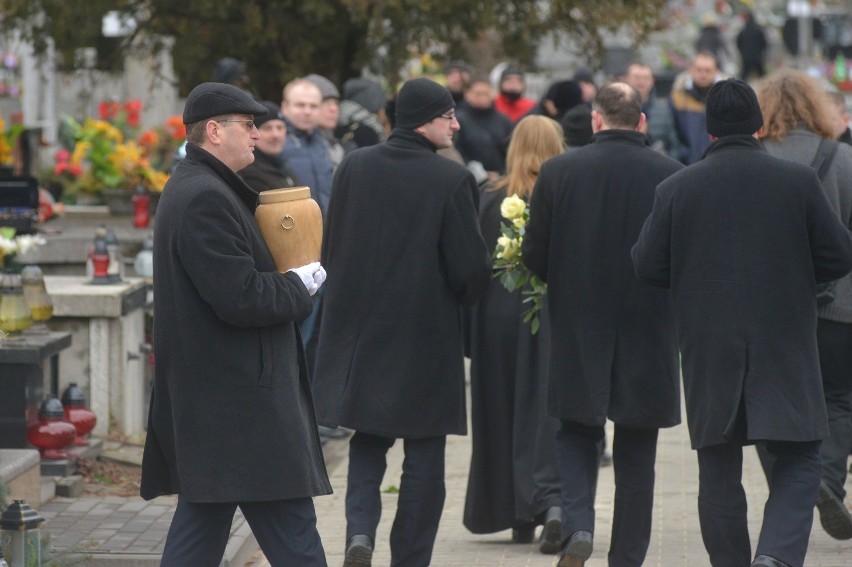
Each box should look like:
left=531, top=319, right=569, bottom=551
left=0, top=229, right=47, bottom=269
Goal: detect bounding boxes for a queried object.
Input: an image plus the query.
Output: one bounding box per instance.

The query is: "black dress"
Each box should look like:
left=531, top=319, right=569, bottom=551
left=463, top=184, right=560, bottom=534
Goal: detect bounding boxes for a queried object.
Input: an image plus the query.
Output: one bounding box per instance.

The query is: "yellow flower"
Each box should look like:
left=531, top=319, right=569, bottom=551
left=500, top=195, right=527, bottom=220
left=71, top=141, right=92, bottom=167
left=496, top=236, right=521, bottom=261
left=512, top=216, right=526, bottom=229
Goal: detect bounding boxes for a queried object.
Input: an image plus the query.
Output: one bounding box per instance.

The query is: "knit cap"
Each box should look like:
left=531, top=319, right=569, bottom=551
left=395, top=78, right=454, bottom=129
left=343, top=78, right=387, bottom=114
left=253, top=101, right=284, bottom=128
left=705, top=78, right=763, bottom=137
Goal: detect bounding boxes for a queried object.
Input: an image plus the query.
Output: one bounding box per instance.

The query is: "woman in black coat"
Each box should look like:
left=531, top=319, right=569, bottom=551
left=464, top=115, right=565, bottom=553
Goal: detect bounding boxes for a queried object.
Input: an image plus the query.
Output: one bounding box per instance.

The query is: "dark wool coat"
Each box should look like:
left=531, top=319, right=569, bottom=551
left=464, top=185, right=560, bottom=534
left=454, top=105, right=514, bottom=173
left=632, top=135, right=852, bottom=449
left=238, top=149, right=298, bottom=192
left=312, top=128, right=492, bottom=437
left=523, top=130, right=683, bottom=428
left=140, top=144, right=331, bottom=502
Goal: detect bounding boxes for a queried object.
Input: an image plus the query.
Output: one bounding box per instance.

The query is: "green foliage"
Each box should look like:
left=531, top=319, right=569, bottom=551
left=0, top=0, right=668, bottom=100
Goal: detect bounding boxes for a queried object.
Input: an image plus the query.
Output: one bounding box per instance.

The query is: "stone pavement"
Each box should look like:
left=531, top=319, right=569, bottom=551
left=37, top=396, right=852, bottom=567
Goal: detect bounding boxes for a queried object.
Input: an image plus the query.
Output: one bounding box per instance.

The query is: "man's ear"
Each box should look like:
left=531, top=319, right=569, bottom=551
left=206, top=120, right=223, bottom=145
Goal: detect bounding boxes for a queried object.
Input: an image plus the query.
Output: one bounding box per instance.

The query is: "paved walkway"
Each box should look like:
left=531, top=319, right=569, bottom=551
left=289, top=418, right=852, bottom=566
left=37, top=394, right=852, bottom=566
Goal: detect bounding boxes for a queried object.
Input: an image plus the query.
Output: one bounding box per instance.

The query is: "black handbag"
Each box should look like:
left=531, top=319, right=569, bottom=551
left=811, top=138, right=841, bottom=306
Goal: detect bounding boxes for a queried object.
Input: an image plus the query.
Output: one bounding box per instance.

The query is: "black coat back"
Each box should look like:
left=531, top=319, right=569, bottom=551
left=523, top=130, right=683, bottom=427
left=312, top=129, right=491, bottom=437
left=633, top=136, right=852, bottom=448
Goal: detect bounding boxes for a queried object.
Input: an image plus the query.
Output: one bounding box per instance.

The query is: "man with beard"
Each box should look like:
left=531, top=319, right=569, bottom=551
left=670, top=51, right=722, bottom=164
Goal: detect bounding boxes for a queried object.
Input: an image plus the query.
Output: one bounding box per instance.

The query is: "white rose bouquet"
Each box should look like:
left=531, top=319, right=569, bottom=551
left=493, top=194, right=546, bottom=334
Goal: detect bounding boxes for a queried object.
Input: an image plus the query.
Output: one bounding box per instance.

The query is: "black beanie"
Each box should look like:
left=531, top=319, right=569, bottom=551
left=561, top=104, right=593, bottom=147
left=254, top=101, right=283, bottom=128
left=395, top=78, right=455, bottom=129
left=705, top=78, right=763, bottom=137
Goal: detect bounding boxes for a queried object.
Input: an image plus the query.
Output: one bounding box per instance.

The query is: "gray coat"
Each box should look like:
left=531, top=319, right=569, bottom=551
left=141, top=144, right=331, bottom=502
left=632, top=135, right=852, bottom=449
left=523, top=130, right=683, bottom=428
left=762, top=128, right=852, bottom=323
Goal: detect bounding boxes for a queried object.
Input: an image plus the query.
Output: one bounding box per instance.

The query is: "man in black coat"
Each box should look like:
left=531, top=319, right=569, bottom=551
left=140, top=83, right=331, bottom=566
left=312, top=77, right=491, bottom=567
left=238, top=100, right=299, bottom=191
left=522, top=83, right=683, bottom=567
left=632, top=79, right=852, bottom=567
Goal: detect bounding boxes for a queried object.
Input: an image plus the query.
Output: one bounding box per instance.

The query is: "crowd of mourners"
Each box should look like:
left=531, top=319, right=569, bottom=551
left=137, top=9, right=852, bottom=567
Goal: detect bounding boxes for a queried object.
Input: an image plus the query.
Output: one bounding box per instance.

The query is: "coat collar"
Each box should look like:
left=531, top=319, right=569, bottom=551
left=186, top=143, right=261, bottom=212
left=387, top=127, right=438, bottom=152
left=589, top=129, right=649, bottom=148
left=702, top=134, right=765, bottom=160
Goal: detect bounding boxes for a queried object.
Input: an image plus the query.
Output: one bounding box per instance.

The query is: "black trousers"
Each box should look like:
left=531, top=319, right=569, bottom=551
left=757, top=319, right=852, bottom=500
left=555, top=420, right=658, bottom=567
left=816, top=318, right=852, bottom=499
left=345, top=432, right=446, bottom=567
left=698, top=439, right=820, bottom=567
left=160, top=496, right=327, bottom=566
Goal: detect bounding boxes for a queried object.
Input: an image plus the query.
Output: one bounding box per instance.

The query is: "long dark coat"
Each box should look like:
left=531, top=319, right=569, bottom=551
left=141, top=144, right=331, bottom=502
left=464, top=185, right=560, bottom=534
left=312, top=128, right=492, bottom=438
left=522, top=130, right=683, bottom=428
left=632, top=135, right=852, bottom=449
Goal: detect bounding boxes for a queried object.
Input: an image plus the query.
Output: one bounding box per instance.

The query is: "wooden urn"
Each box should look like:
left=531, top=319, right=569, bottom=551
left=255, top=187, right=323, bottom=272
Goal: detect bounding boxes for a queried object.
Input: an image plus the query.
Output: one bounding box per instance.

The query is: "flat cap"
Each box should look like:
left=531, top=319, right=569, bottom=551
left=183, top=82, right=268, bottom=125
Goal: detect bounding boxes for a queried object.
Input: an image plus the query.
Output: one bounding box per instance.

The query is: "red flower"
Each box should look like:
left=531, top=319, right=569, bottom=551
left=55, top=148, right=71, bottom=163
left=125, top=100, right=142, bottom=127
left=99, top=100, right=121, bottom=121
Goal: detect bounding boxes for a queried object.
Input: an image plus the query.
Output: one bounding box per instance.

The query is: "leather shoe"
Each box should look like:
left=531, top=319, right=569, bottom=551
left=557, top=530, right=593, bottom=567
left=816, top=482, right=852, bottom=540
left=511, top=522, right=535, bottom=543
left=343, top=534, right=373, bottom=567
left=751, top=555, right=791, bottom=567
left=539, top=506, right=562, bottom=554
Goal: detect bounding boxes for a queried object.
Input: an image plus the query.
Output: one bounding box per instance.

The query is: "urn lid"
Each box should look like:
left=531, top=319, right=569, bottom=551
left=38, top=396, right=66, bottom=418
left=258, top=187, right=311, bottom=204
left=61, top=383, right=86, bottom=407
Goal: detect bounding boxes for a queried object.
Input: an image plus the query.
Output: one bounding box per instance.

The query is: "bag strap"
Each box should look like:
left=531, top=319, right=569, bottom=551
left=810, top=138, right=840, bottom=182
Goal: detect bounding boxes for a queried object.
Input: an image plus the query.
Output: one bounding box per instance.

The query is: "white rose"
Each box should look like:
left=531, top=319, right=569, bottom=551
left=500, top=195, right=527, bottom=220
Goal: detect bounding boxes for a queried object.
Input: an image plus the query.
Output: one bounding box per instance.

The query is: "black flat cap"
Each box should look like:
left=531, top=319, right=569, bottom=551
left=183, top=82, right=269, bottom=125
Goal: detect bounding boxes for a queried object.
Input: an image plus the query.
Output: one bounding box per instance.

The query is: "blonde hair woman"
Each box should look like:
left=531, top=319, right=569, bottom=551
left=756, top=68, right=852, bottom=540
left=464, top=115, right=566, bottom=553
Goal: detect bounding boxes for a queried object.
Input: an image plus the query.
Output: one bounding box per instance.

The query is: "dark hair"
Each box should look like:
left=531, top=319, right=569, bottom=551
left=592, top=83, right=642, bottom=129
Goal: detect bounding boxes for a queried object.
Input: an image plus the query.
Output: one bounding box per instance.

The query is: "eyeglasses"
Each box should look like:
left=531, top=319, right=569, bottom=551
left=439, top=113, right=457, bottom=121
left=217, top=119, right=257, bottom=132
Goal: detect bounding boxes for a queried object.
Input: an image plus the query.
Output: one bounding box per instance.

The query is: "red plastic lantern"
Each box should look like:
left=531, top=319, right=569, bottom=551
left=61, top=383, right=97, bottom=446
left=26, top=397, right=76, bottom=459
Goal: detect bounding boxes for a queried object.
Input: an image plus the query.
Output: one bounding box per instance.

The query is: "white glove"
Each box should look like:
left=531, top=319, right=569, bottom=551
left=287, top=261, right=323, bottom=296
left=313, top=265, right=327, bottom=288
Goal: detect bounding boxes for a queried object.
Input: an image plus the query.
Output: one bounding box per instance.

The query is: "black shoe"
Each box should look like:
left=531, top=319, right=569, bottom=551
left=511, top=522, right=535, bottom=543
left=539, top=506, right=562, bottom=554
left=556, top=530, right=593, bottom=567
left=343, top=534, right=373, bottom=567
left=816, top=482, right=852, bottom=540
left=751, top=555, right=791, bottom=567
